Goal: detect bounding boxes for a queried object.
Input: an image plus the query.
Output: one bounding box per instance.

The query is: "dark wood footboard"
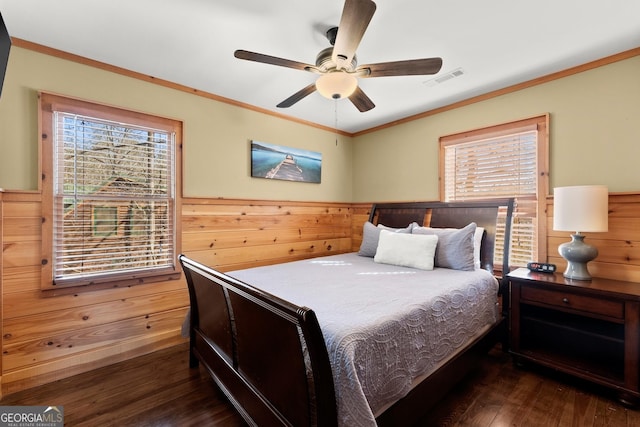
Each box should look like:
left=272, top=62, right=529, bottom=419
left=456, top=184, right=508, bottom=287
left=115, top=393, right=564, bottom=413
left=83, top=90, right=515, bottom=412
left=179, top=255, right=337, bottom=427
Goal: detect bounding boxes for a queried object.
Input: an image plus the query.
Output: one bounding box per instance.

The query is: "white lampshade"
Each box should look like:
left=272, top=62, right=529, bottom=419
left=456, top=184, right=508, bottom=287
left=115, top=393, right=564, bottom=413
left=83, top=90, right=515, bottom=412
left=553, top=185, right=609, bottom=233
left=315, top=71, right=358, bottom=100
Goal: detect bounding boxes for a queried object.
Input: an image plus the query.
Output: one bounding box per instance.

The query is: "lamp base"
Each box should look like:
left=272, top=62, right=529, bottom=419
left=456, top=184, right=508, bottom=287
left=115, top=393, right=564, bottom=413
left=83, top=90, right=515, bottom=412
left=558, top=233, right=598, bottom=281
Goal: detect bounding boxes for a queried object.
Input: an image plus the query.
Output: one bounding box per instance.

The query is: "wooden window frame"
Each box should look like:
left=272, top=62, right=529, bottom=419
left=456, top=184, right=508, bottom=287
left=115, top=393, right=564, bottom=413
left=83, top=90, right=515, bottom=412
left=39, top=92, right=182, bottom=295
left=439, top=114, right=549, bottom=268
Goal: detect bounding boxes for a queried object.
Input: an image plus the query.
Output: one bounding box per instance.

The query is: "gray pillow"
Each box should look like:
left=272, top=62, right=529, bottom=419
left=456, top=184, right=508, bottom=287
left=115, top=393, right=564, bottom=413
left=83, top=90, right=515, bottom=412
left=358, top=221, right=413, bottom=257
left=412, top=222, right=477, bottom=270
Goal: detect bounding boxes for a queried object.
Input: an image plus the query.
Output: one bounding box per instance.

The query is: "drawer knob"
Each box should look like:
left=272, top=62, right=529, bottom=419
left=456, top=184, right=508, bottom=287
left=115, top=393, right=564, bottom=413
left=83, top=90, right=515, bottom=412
left=562, top=298, right=569, bottom=304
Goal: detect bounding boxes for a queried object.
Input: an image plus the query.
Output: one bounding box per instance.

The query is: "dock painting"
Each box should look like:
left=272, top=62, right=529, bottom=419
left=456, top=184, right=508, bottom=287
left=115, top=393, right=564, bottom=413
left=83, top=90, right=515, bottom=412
left=251, top=141, right=322, bottom=183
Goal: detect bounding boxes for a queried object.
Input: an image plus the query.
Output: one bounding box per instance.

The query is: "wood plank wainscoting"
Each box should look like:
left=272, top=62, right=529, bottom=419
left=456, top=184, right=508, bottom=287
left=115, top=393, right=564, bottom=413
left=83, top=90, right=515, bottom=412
left=547, top=193, right=640, bottom=283
left=0, top=190, right=189, bottom=396
left=0, top=192, right=638, bottom=397
left=0, top=193, right=359, bottom=396
left=181, top=198, right=357, bottom=272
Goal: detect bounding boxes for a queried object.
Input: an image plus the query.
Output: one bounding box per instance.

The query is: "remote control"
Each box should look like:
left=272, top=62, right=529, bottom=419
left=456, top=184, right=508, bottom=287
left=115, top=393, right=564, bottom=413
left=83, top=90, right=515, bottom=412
left=527, top=262, right=556, bottom=273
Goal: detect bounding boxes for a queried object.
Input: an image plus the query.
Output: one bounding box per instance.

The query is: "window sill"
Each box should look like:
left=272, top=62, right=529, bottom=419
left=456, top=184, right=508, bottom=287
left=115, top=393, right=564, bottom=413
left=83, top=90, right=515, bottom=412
left=41, top=270, right=182, bottom=297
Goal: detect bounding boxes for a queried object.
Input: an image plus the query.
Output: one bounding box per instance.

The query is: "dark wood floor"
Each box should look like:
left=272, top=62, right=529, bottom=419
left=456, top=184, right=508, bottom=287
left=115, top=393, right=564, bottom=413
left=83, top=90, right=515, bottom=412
left=2, top=342, right=639, bottom=426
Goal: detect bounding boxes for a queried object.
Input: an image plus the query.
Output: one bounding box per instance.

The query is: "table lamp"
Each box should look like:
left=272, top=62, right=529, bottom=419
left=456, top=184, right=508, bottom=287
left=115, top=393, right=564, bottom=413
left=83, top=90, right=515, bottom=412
left=553, top=185, right=608, bottom=280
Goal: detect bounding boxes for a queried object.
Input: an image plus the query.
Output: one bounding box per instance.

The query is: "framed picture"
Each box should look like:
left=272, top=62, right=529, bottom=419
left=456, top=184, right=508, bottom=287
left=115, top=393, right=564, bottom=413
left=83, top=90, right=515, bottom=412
left=250, top=140, right=322, bottom=183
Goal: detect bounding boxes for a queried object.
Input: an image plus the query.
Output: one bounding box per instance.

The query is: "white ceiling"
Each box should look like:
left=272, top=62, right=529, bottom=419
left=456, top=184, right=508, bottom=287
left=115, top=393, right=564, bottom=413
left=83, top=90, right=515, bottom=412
left=1, top=0, right=639, bottom=133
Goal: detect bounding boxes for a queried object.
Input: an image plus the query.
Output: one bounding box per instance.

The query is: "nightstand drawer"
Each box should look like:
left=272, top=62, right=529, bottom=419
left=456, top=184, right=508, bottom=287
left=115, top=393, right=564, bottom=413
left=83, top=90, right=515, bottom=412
left=520, top=285, right=624, bottom=319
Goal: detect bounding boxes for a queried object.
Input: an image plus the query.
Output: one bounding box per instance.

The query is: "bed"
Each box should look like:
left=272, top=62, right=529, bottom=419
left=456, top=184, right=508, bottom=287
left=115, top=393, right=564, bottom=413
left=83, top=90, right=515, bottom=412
left=179, top=198, right=514, bottom=426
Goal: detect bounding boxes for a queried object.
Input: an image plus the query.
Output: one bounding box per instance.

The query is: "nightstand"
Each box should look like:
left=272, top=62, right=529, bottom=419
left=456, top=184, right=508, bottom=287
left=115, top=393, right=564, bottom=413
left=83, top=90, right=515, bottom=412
left=508, top=267, right=640, bottom=405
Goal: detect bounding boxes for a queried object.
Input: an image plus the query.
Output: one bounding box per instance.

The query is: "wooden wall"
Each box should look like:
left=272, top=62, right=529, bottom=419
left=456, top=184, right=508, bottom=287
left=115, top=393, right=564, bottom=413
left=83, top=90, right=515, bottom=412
left=547, top=193, right=640, bottom=283
left=0, top=191, right=189, bottom=395
left=181, top=198, right=354, bottom=271
left=0, top=193, right=357, bottom=395
left=0, top=192, right=638, bottom=396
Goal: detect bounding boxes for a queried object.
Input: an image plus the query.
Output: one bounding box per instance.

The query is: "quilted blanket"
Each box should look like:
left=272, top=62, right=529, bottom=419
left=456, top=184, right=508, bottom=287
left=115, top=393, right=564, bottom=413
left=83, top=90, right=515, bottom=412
left=229, top=252, right=499, bottom=427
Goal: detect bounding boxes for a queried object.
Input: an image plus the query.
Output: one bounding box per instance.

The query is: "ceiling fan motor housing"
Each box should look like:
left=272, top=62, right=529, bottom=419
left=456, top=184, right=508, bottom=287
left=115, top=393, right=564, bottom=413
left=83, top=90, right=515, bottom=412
left=315, top=47, right=357, bottom=72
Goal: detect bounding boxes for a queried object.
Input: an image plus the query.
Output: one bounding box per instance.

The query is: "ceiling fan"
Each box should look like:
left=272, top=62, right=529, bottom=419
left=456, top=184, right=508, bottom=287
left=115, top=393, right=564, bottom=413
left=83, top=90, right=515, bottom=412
left=234, top=0, right=443, bottom=112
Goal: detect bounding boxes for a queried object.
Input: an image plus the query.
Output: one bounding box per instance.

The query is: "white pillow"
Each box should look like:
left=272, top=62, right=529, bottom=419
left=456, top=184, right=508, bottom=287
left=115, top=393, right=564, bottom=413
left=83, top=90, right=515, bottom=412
left=374, top=230, right=438, bottom=270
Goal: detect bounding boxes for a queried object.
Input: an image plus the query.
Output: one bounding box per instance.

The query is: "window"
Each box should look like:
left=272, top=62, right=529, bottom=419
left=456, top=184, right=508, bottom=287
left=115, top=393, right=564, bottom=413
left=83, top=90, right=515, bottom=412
left=40, top=93, right=182, bottom=292
left=92, top=206, right=118, bottom=237
left=439, top=115, right=549, bottom=269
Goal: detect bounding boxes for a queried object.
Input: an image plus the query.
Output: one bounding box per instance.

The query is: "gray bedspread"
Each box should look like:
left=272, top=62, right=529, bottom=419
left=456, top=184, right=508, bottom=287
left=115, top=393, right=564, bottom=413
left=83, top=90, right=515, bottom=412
left=227, top=252, right=499, bottom=427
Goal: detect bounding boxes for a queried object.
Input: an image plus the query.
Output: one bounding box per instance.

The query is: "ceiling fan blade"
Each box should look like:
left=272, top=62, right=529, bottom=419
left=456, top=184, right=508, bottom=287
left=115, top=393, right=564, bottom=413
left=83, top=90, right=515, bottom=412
left=276, top=83, right=317, bottom=108
left=348, top=86, right=375, bottom=112
left=234, top=50, right=314, bottom=71
left=332, top=0, right=377, bottom=69
left=359, top=57, right=443, bottom=78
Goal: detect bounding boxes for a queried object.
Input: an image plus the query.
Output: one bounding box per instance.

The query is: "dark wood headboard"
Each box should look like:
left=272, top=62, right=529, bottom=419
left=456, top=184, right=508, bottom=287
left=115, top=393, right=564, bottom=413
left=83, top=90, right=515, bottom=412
left=368, top=199, right=515, bottom=277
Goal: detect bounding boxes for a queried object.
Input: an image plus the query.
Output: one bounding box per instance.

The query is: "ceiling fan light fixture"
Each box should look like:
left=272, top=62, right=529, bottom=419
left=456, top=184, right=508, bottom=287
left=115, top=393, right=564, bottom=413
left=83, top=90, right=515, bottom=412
left=316, top=71, right=357, bottom=100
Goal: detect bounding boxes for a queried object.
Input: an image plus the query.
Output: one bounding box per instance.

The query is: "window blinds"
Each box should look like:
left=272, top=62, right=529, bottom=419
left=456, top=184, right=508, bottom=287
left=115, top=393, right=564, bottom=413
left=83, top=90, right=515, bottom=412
left=443, top=130, right=538, bottom=267
left=52, top=112, right=175, bottom=282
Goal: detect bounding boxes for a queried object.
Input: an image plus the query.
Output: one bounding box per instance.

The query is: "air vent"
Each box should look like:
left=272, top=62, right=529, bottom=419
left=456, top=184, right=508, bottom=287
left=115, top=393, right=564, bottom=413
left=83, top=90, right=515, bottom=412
left=424, top=67, right=465, bottom=87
